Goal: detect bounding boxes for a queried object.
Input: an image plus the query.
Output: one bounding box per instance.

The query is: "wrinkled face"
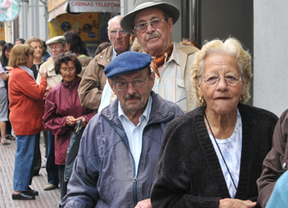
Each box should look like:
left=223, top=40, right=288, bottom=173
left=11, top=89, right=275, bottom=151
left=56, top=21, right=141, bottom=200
left=133, top=8, right=173, bottom=56
left=49, top=42, right=65, bottom=60
left=109, top=68, right=155, bottom=116
left=5, top=49, right=11, bottom=59
left=26, top=54, right=34, bottom=68
left=108, top=16, right=130, bottom=54
left=198, top=53, right=246, bottom=115
left=30, top=41, right=43, bottom=59
left=60, top=61, right=77, bottom=83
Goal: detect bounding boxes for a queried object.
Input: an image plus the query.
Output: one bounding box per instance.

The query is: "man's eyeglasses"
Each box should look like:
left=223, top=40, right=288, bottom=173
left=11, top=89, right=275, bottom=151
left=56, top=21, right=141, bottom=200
left=202, top=73, right=242, bottom=86
left=112, top=74, right=149, bottom=91
left=50, top=45, right=63, bottom=50
left=109, top=30, right=128, bottom=36
left=134, top=18, right=165, bottom=33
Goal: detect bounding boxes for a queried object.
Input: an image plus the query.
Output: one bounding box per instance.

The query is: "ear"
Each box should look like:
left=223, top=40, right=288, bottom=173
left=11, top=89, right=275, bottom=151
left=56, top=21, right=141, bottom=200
left=240, top=79, right=246, bottom=95
left=197, top=81, right=204, bottom=98
left=150, top=70, right=155, bottom=89
left=133, top=29, right=138, bottom=37
left=167, top=17, right=173, bottom=34
left=108, top=79, right=116, bottom=94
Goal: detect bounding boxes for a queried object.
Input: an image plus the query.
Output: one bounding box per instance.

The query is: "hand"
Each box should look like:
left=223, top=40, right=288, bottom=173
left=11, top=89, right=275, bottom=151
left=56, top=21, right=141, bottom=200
left=40, top=69, right=47, bottom=78
left=76, top=116, right=87, bottom=127
left=219, top=198, right=257, bottom=208
left=5, top=66, right=13, bottom=71
left=134, top=198, right=152, bottom=208
left=66, top=116, right=77, bottom=126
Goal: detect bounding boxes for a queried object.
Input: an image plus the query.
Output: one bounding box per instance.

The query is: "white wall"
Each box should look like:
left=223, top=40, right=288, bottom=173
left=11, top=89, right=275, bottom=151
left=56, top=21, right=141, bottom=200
left=18, top=0, right=49, bottom=41
left=254, top=0, right=288, bottom=117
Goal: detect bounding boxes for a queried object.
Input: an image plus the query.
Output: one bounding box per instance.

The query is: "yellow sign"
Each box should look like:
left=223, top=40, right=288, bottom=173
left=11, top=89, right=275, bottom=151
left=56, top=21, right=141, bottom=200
left=49, top=12, right=99, bottom=42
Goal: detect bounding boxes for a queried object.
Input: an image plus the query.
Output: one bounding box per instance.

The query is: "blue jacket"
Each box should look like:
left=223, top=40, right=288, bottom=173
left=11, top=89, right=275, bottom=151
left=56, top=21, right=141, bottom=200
left=266, top=170, right=288, bottom=208
left=61, top=91, right=183, bottom=208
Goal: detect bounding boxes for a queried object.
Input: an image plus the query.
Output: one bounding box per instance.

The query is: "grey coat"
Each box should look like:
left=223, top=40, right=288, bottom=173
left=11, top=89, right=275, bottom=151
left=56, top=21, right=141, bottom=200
left=61, top=91, right=183, bottom=208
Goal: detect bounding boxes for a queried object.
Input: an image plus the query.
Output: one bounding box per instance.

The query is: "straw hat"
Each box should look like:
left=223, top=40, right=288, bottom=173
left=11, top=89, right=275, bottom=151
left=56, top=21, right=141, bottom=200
left=120, top=0, right=180, bottom=34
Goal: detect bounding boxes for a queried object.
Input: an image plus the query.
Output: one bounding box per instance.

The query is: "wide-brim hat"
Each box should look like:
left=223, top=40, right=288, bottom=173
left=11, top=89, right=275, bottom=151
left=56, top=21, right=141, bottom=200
left=120, top=0, right=180, bottom=34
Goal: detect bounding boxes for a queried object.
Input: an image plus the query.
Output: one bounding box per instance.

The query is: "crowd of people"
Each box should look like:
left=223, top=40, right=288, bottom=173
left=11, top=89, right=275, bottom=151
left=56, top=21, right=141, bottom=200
left=1, top=0, right=288, bottom=207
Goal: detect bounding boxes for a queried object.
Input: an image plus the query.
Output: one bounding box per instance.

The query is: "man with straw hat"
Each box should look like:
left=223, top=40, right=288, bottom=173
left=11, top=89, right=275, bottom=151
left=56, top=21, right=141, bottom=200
left=121, top=0, right=199, bottom=113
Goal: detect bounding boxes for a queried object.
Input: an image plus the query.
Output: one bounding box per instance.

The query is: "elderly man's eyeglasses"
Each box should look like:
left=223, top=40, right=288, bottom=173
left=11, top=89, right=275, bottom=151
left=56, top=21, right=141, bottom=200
left=50, top=45, right=63, bottom=50
left=134, top=19, right=165, bottom=33
left=109, top=30, right=127, bottom=36
left=112, top=74, right=149, bottom=91
left=202, top=73, right=242, bottom=86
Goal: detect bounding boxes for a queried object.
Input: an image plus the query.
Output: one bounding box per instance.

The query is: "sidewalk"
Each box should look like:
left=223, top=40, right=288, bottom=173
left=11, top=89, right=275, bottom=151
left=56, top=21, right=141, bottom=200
left=0, top=134, right=61, bottom=208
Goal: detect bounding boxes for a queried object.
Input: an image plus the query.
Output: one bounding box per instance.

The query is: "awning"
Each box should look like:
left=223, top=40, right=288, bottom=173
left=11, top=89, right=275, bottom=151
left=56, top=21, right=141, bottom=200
left=48, top=0, right=120, bottom=22
left=48, top=1, right=68, bottom=22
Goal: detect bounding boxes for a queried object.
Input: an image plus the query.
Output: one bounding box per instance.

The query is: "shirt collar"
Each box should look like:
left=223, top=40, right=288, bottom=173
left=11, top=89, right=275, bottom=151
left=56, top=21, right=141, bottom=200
left=118, top=95, right=153, bottom=124
left=19, top=65, right=35, bottom=80
left=112, top=47, right=117, bottom=60
left=167, top=42, right=179, bottom=66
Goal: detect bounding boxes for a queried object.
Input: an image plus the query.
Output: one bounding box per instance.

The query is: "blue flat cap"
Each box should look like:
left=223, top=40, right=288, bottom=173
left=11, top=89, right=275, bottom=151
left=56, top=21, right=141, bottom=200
left=104, top=51, right=151, bottom=79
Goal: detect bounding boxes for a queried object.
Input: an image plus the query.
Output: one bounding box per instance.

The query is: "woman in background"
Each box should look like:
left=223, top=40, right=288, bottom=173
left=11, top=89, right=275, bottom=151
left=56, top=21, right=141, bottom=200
left=9, top=44, right=47, bottom=200
left=0, top=62, right=10, bottom=145
left=64, top=31, right=92, bottom=76
left=1, top=43, right=14, bottom=140
left=43, top=52, right=93, bottom=199
left=25, top=37, right=44, bottom=79
left=25, top=36, right=46, bottom=176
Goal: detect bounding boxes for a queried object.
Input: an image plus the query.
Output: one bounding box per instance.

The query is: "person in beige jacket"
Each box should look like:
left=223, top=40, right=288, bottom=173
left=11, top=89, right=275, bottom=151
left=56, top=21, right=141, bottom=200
left=36, top=35, right=66, bottom=191
left=36, top=36, right=65, bottom=90
left=78, top=15, right=130, bottom=112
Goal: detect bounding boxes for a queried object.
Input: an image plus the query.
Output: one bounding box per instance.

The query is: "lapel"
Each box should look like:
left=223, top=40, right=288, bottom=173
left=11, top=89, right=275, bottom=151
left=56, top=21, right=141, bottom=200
left=195, top=107, right=231, bottom=198
left=97, top=46, right=113, bottom=67
left=177, top=42, right=199, bottom=77
left=235, top=104, right=252, bottom=198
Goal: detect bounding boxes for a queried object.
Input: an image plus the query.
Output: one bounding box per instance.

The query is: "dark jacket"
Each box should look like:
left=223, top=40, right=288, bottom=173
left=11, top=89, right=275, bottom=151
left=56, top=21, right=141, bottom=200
left=43, top=77, right=94, bottom=165
left=151, top=103, right=278, bottom=208
left=61, top=91, right=183, bottom=208
left=257, top=109, right=288, bottom=207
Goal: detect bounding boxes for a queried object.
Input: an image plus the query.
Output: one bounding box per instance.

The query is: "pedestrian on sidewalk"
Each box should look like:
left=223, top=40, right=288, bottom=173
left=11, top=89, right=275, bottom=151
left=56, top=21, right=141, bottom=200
left=42, top=52, right=94, bottom=200
left=37, top=36, right=67, bottom=191
left=8, top=44, right=47, bottom=200
left=0, top=61, right=10, bottom=145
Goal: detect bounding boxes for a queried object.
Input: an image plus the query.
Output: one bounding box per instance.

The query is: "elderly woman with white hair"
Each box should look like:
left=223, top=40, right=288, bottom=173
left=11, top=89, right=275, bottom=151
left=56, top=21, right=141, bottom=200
left=151, top=38, right=278, bottom=208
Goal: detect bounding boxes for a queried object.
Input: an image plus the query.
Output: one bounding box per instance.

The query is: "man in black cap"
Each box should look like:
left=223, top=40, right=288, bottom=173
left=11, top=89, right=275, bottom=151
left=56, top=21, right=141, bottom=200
left=121, top=0, right=199, bottom=113
left=61, top=51, right=183, bottom=208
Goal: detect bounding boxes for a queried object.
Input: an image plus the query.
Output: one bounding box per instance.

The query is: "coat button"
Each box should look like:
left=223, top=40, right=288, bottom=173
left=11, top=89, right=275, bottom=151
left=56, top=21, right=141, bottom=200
left=283, top=162, right=287, bottom=168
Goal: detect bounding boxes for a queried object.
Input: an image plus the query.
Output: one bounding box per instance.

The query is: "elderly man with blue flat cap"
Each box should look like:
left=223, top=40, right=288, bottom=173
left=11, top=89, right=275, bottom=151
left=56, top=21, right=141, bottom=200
left=61, top=51, right=183, bottom=208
